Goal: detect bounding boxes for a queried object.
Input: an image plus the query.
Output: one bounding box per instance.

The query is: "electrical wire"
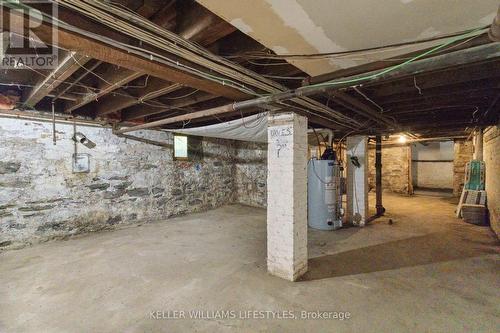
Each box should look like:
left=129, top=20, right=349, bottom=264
left=276, top=101, right=361, bottom=129
left=230, top=25, right=489, bottom=60
left=3, top=1, right=488, bottom=131
left=261, top=74, right=307, bottom=80
left=161, top=89, right=199, bottom=100
left=7, top=45, right=188, bottom=112
left=4, top=0, right=261, bottom=97
left=2, top=0, right=363, bottom=128
left=353, top=86, right=384, bottom=113
left=308, top=158, right=330, bottom=184
left=413, top=76, right=423, bottom=95
left=242, top=59, right=291, bottom=66
left=304, top=27, right=486, bottom=91
left=70, top=53, right=113, bottom=86
left=40, top=0, right=361, bottom=126
left=12, top=67, right=179, bottom=112
left=225, top=32, right=483, bottom=68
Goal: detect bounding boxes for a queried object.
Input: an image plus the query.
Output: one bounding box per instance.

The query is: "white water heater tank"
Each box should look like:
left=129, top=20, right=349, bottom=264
left=307, top=159, right=342, bottom=230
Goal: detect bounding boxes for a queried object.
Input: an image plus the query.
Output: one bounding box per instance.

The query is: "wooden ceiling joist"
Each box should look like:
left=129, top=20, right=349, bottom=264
left=373, top=82, right=500, bottom=105
left=94, top=79, right=182, bottom=117
left=369, top=61, right=500, bottom=98
left=23, top=52, right=89, bottom=107
left=2, top=1, right=498, bottom=138
left=122, top=92, right=216, bottom=121
left=150, top=1, right=177, bottom=30
left=64, top=69, right=143, bottom=113
left=97, top=1, right=237, bottom=120
left=136, top=0, right=165, bottom=19
left=2, top=7, right=248, bottom=101
left=176, top=2, right=236, bottom=45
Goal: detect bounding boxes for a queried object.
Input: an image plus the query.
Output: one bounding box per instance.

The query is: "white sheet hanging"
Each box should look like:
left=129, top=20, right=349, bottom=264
left=171, top=112, right=269, bottom=143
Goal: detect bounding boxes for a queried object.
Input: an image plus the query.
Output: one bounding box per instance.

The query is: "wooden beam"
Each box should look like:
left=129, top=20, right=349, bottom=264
left=115, top=104, right=236, bottom=133
left=389, top=105, right=486, bottom=116
left=157, top=109, right=344, bottom=130
left=331, top=91, right=396, bottom=128
left=53, top=60, right=103, bottom=100
left=306, top=34, right=492, bottom=85
left=97, top=2, right=236, bottom=119
left=136, top=0, right=165, bottom=19
left=381, top=95, right=495, bottom=110
left=176, top=3, right=236, bottom=46
left=116, top=97, right=355, bottom=134
left=369, top=61, right=500, bottom=98
left=407, top=121, right=472, bottom=131
left=64, top=69, right=143, bottom=113
left=116, top=42, right=500, bottom=134
left=373, top=82, right=500, bottom=104
left=122, top=92, right=216, bottom=121
left=2, top=7, right=248, bottom=100
left=23, top=52, right=90, bottom=107
left=94, top=79, right=182, bottom=116
left=150, top=1, right=176, bottom=30
left=481, top=92, right=500, bottom=123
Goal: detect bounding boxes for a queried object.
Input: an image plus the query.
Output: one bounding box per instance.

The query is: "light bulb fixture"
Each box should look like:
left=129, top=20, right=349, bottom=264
left=398, top=135, right=407, bottom=144
left=72, top=132, right=96, bottom=149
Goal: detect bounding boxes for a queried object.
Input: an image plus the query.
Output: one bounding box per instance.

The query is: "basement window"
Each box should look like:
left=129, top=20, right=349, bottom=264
left=173, top=134, right=203, bottom=161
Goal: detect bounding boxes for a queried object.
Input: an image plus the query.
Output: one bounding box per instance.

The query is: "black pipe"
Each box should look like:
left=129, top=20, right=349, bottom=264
left=375, top=136, right=385, bottom=216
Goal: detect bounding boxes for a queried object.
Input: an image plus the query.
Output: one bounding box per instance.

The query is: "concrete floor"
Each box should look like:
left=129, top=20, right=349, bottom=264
left=0, top=193, right=499, bottom=332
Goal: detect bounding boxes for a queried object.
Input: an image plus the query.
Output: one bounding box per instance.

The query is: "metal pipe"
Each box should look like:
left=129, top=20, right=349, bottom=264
left=0, top=109, right=108, bottom=128
left=489, top=7, right=500, bottom=42
left=375, top=136, right=384, bottom=216
left=115, top=43, right=500, bottom=135
left=114, top=133, right=172, bottom=148
left=52, top=102, right=56, bottom=145
left=73, top=120, right=78, bottom=162
left=473, top=128, right=483, bottom=160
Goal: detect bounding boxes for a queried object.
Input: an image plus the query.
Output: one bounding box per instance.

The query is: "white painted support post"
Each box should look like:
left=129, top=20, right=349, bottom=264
left=267, top=112, right=308, bottom=281
left=346, top=136, right=369, bottom=226
left=473, top=128, right=483, bottom=161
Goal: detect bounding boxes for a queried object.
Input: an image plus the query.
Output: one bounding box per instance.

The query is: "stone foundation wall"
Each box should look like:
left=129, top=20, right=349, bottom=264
left=232, top=138, right=477, bottom=205
left=235, top=141, right=414, bottom=205
left=234, top=141, right=267, bottom=208
left=368, top=144, right=411, bottom=194
left=453, top=139, right=473, bottom=196
left=483, top=126, right=500, bottom=237
left=0, top=118, right=236, bottom=249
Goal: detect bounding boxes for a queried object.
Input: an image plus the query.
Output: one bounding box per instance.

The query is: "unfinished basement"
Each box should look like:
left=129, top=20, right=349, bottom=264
left=0, top=1, right=499, bottom=332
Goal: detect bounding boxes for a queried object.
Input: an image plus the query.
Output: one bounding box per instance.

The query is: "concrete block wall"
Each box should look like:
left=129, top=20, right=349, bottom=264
left=483, top=126, right=499, bottom=237
left=0, top=118, right=236, bottom=249
left=453, top=139, right=474, bottom=196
